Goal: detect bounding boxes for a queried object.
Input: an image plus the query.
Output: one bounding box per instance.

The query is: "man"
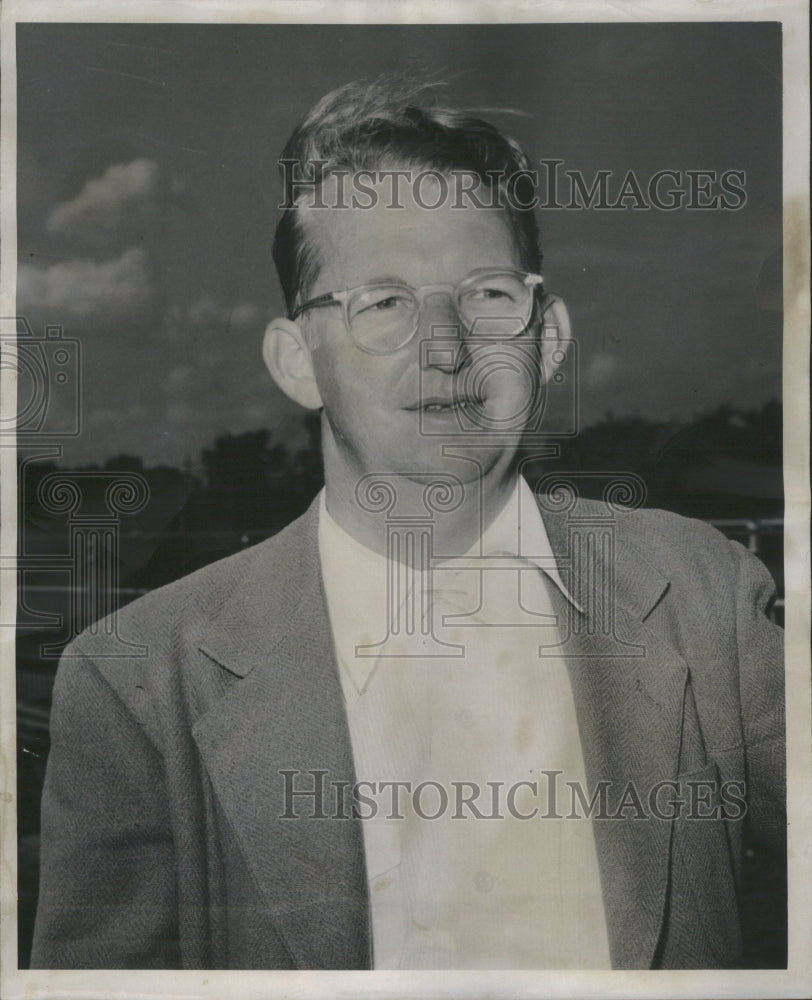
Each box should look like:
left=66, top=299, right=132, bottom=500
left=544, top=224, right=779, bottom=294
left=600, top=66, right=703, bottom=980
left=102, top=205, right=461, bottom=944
left=31, top=77, right=785, bottom=970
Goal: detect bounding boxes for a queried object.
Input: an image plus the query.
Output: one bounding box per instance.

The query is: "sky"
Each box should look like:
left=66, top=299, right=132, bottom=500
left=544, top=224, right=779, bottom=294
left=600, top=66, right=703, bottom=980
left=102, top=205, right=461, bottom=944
left=15, top=21, right=782, bottom=469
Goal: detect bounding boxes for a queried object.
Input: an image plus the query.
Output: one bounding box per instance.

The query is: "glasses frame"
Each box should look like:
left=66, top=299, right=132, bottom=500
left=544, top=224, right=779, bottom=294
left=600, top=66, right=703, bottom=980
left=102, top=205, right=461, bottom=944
left=290, top=268, right=545, bottom=355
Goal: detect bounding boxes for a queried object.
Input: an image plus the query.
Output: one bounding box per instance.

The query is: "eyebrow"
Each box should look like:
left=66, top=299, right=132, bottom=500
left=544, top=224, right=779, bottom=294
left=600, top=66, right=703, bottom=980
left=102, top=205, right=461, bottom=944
left=350, top=275, right=412, bottom=286
left=342, top=267, right=513, bottom=288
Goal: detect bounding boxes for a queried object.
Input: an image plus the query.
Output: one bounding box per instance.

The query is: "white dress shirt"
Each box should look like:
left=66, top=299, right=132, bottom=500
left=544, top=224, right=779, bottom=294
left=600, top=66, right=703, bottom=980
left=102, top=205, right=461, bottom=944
left=318, top=476, right=611, bottom=969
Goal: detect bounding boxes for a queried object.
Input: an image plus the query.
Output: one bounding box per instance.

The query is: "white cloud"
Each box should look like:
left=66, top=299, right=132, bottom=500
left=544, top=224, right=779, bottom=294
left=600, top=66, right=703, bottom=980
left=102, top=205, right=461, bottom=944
left=230, top=302, right=263, bottom=328
left=186, top=295, right=263, bottom=331
left=47, top=159, right=161, bottom=236
left=583, top=351, right=630, bottom=390
left=17, top=247, right=153, bottom=325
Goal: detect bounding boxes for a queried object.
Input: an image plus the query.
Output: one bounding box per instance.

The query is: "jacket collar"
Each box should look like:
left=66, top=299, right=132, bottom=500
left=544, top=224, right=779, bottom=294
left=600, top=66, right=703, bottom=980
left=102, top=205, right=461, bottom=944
left=192, top=490, right=687, bottom=970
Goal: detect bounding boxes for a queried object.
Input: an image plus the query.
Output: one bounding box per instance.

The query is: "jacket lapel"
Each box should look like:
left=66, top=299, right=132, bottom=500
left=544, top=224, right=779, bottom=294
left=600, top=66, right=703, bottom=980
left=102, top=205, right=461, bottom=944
left=541, top=498, right=689, bottom=969
left=191, top=501, right=371, bottom=969
left=188, top=490, right=688, bottom=970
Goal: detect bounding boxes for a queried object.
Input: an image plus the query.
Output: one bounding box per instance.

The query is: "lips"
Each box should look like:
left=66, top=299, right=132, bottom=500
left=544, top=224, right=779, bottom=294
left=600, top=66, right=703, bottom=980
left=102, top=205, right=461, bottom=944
left=408, top=396, right=483, bottom=413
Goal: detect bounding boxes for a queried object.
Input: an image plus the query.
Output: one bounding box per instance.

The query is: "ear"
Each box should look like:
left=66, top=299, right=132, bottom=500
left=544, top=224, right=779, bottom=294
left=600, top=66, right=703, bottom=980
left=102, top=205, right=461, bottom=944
left=538, top=294, right=573, bottom=385
left=262, top=317, right=323, bottom=410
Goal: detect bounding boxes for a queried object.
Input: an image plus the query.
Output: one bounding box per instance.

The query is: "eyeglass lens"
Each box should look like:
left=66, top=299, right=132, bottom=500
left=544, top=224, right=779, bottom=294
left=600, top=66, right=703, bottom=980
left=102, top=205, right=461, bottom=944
left=347, top=272, right=533, bottom=351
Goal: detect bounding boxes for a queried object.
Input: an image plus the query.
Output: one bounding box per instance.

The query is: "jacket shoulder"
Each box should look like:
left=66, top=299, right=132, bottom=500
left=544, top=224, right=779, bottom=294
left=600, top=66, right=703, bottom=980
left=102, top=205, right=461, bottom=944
left=65, top=501, right=319, bottom=658
left=547, top=494, right=740, bottom=569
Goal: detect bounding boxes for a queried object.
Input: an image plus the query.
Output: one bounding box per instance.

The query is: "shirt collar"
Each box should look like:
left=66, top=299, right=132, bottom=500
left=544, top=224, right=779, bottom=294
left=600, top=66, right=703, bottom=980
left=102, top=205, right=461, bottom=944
left=318, top=476, right=581, bottom=694
left=476, top=474, right=580, bottom=610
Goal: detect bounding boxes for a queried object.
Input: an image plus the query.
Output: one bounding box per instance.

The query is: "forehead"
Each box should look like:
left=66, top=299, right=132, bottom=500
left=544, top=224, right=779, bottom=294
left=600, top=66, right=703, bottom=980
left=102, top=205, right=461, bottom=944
left=298, top=172, right=522, bottom=294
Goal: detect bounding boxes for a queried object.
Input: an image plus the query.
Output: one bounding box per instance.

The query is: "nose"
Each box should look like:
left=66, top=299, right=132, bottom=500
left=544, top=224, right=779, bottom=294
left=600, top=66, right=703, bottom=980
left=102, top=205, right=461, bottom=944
left=418, top=289, right=471, bottom=374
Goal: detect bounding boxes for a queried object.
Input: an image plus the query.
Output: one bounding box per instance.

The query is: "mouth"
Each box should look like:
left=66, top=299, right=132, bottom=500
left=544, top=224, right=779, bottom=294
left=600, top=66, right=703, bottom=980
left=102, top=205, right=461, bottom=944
left=408, top=396, right=484, bottom=414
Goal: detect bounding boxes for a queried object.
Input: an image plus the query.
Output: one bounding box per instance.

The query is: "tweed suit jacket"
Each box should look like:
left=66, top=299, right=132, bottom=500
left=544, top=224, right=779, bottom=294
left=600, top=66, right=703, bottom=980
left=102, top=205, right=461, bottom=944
left=31, top=492, right=786, bottom=969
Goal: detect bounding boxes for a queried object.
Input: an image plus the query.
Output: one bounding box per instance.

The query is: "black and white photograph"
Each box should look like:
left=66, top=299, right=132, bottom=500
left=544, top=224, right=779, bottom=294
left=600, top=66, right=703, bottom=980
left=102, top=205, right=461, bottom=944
left=1, top=1, right=809, bottom=997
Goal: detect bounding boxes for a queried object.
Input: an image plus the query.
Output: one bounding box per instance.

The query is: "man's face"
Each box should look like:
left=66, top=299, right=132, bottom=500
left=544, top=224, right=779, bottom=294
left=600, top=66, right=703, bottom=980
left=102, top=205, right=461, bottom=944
left=297, top=174, right=543, bottom=486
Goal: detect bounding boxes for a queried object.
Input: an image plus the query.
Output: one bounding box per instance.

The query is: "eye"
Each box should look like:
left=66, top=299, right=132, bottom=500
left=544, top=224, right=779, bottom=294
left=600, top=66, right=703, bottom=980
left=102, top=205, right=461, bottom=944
left=369, top=295, right=408, bottom=311
left=462, top=277, right=523, bottom=306
left=352, top=289, right=413, bottom=318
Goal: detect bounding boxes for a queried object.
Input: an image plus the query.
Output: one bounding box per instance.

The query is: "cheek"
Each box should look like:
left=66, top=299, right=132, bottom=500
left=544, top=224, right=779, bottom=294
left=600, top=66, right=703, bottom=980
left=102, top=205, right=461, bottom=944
left=310, top=341, right=406, bottom=419
left=308, top=330, right=359, bottom=401
left=462, top=343, right=541, bottom=403
left=305, top=312, right=419, bottom=415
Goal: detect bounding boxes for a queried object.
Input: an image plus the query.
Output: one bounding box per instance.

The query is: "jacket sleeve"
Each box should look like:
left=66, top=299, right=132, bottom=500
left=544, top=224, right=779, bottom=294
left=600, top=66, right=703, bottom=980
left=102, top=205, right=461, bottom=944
left=30, top=647, right=180, bottom=968
left=731, top=540, right=786, bottom=853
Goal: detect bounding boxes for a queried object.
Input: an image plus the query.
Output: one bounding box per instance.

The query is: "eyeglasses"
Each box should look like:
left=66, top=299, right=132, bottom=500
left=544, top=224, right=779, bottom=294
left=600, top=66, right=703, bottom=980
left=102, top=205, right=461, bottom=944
left=290, top=268, right=544, bottom=355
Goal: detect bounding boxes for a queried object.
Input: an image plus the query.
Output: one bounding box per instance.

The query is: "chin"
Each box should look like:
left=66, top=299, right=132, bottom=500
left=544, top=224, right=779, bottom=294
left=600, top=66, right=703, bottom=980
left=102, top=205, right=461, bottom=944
left=393, top=442, right=512, bottom=483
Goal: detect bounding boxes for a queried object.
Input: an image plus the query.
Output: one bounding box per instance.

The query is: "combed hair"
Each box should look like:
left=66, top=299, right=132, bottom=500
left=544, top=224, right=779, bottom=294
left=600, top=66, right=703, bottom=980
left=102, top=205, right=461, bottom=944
left=272, top=75, right=543, bottom=316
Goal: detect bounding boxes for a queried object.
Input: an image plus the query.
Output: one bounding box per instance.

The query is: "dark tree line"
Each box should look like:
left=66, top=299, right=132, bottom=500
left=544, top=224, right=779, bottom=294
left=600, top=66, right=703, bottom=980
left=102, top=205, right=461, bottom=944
left=19, top=400, right=782, bottom=594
